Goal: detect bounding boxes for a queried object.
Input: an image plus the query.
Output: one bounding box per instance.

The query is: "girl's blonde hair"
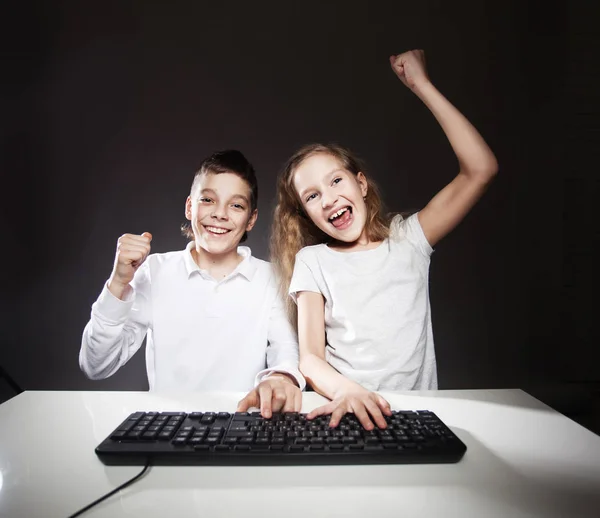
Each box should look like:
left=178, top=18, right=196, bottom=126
left=270, top=143, right=391, bottom=326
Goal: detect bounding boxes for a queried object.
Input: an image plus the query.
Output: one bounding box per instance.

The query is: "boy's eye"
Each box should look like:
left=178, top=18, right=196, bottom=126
left=305, top=193, right=318, bottom=203
left=232, top=204, right=245, bottom=210
left=199, top=197, right=213, bottom=203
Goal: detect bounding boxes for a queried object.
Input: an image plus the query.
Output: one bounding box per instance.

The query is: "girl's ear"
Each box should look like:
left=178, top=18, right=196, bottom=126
left=356, top=172, right=368, bottom=197
left=185, top=196, right=193, bottom=221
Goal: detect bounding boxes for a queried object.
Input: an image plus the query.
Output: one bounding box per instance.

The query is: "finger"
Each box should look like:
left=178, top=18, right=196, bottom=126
left=353, top=404, right=375, bottom=431
left=119, top=234, right=152, bottom=246
left=236, top=390, right=259, bottom=412
left=117, top=238, right=151, bottom=253
left=376, top=394, right=393, bottom=416
left=258, top=383, right=273, bottom=418
left=307, top=402, right=335, bottom=420
left=118, top=243, right=150, bottom=258
left=328, top=406, right=347, bottom=428
left=280, top=388, right=297, bottom=413
left=294, top=388, right=303, bottom=412
left=364, top=399, right=387, bottom=429
left=270, top=387, right=287, bottom=414
left=118, top=249, right=149, bottom=266
left=127, top=234, right=152, bottom=245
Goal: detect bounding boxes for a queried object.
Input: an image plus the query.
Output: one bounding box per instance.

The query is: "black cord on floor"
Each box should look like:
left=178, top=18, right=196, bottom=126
left=66, top=461, right=151, bottom=518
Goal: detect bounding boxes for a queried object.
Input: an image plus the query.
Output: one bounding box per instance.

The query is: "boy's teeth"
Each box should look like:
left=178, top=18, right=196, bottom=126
left=207, top=226, right=227, bottom=234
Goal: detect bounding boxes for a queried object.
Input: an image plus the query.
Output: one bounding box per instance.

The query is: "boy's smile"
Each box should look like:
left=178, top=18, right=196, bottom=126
left=185, top=172, right=257, bottom=266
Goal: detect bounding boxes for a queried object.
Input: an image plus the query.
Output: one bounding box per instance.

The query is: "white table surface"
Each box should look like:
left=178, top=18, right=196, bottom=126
left=0, top=389, right=599, bottom=518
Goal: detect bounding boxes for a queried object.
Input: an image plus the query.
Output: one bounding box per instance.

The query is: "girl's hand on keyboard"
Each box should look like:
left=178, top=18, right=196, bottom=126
left=307, top=386, right=392, bottom=430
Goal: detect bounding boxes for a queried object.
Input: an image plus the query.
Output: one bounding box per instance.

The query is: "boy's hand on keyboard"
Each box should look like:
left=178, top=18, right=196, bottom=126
left=307, top=386, right=392, bottom=431
left=236, top=375, right=302, bottom=419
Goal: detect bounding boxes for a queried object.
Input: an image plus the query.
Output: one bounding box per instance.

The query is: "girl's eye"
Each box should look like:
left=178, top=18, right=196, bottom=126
left=306, top=193, right=318, bottom=203
left=333, top=177, right=342, bottom=185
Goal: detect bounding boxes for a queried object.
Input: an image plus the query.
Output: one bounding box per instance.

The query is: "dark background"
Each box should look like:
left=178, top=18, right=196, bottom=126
left=2, top=1, right=597, bottom=430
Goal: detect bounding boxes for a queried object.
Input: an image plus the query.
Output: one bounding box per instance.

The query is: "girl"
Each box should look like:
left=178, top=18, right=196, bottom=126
left=270, top=49, right=498, bottom=430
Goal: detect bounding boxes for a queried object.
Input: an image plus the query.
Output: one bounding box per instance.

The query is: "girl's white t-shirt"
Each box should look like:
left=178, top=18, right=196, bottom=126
left=289, top=213, right=438, bottom=391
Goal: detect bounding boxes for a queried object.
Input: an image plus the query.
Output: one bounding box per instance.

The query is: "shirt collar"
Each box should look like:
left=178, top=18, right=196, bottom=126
left=183, top=241, right=257, bottom=281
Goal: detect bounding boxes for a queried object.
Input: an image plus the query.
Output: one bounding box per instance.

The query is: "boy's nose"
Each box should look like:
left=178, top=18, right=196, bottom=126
left=211, top=206, right=228, bottom=220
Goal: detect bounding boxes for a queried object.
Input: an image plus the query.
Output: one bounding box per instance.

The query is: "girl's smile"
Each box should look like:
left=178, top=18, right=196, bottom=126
left=293, top=153, right=369, bottom=246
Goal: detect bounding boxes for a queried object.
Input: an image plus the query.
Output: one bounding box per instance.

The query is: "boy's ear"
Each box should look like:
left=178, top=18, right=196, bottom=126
left=185, top=196, right=193, bottom=221
left=357, top=172, right=368, bottom=197
left=246, top=209, right=258, bottom=232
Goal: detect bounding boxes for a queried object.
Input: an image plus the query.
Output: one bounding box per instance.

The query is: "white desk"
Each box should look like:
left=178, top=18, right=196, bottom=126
left=0, top=389, right=599, bottom=518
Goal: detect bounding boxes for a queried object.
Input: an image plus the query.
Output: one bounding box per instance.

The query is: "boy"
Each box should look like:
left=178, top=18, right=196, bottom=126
left=80, top=150, right=304, bottom=416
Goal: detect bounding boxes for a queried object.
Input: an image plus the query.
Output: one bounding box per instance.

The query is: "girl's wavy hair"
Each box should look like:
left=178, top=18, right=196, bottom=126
left=270, top=143, right=391, bottom=327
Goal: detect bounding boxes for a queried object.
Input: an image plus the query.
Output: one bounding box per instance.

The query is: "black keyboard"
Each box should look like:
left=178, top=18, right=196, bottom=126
left=95, top=410, right=466, bottom=466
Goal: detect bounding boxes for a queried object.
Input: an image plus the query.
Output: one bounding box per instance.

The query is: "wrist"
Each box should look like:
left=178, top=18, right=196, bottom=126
left=411, top=79, right=436, bottom=98
left=332, top=380, right=362, bottom=399
left=264, top=372, right=297, bottom=387
left=107, top=277, right=132, bottom=300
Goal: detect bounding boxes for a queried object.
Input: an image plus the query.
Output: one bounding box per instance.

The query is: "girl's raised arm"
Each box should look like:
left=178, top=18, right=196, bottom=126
left=390, top=49, right=498, bottom=247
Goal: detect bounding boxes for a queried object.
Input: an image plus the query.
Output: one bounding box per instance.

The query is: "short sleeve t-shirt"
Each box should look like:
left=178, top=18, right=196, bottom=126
left=289, top=213, right=437, bottom=391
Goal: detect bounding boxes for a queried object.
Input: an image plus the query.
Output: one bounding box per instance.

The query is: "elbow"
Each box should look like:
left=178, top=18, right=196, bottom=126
left=486, top=155, right=499, bottom=179
left=299, top=358, right=318, bottom=392
left=79, top=350, right=112, bottom=381
left=79, top=359, right=103, bottom=380
left=299, top=357, right=310, bottom=377
left=466, top=156, right=499, bottom=185
left=299, top=354, right=318, bottom=379
left=299, top=352, right=326, bottom=382
left=481, top=151, right=499, bottom=180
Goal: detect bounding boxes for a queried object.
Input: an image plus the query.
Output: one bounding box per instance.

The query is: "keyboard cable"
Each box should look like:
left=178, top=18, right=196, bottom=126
left=66, top=460, right=151, bottom=518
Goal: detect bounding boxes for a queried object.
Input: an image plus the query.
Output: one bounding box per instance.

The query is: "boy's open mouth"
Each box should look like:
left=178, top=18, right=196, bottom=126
left=204, top=225, right=230, bottom=235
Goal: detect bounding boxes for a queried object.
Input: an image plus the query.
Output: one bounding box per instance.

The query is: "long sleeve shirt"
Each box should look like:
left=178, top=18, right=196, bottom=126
left=80, top=244, right=304, bottom=391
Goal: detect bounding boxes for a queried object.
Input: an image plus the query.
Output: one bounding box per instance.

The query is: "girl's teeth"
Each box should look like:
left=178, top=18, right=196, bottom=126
left=330, top=208, right=348, bottom=220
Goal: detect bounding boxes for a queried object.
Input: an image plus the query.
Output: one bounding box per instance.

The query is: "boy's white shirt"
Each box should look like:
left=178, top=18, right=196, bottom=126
left=289, top=213, right=438, bottom=391
left=80, top=243, right=305, bottom=391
